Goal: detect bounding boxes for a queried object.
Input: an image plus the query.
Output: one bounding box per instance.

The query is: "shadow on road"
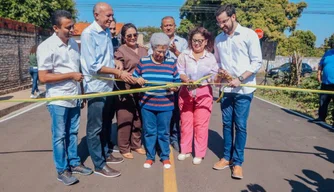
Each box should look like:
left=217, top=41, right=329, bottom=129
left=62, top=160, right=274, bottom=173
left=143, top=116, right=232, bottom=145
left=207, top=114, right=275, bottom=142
left=281, top=108, right=334, bottom=132
left=314, top=146, right=334, bottom=165
left=78, top=136, right=90, bottom=164
left=285, top=169, right=334, bottom=192
left=0, top=149, right=52, bottom=154
left=0, top=96, right=13, bottom=101
left=245, top=147, right=325, bottom=156
left=241, top=183, right=267, bottom=192
left=208, top=129, right=224, bottom=159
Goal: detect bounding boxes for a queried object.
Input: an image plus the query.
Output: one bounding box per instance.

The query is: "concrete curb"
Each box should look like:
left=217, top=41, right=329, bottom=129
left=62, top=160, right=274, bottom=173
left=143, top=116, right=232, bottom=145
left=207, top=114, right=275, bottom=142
left=0, top=92, right=45, bottom=118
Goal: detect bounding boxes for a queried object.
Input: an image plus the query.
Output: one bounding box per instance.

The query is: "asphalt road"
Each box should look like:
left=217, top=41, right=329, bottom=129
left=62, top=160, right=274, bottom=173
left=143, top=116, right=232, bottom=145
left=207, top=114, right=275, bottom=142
left=0, top=96, right=333, bottom=192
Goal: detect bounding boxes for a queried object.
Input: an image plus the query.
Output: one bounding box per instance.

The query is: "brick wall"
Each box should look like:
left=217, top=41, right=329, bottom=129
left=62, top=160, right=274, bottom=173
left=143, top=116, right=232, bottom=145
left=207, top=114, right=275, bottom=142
left=0, top=18, right=51, bottom=95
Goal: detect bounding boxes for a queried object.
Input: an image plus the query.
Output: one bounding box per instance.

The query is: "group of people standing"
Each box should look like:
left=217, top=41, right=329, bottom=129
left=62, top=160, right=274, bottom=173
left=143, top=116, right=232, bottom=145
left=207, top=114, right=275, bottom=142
left=36, top=2, right=262, bottom=186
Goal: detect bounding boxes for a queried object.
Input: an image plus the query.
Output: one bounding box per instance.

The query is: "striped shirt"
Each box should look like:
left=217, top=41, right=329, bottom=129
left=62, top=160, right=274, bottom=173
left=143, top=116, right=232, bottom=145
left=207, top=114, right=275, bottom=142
left=133, top=56, right=181, bottom=111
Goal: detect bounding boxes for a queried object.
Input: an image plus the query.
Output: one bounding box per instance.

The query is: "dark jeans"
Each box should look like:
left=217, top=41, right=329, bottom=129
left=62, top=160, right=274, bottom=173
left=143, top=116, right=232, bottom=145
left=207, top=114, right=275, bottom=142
left=170, top=91, right=180, bottom=144
left=86, top=96, right=115, bottom=170
left=29, top=67, right=39, bottom=94
left=220, top=92, right=253, bottom=166
left=141, top=108, right=172, bottom=161
left=318, top=84, right=334, bottom=121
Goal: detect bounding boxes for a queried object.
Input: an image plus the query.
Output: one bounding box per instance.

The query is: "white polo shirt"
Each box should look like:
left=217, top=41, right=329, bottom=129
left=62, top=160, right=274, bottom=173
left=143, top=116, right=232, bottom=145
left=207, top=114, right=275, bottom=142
left=214, top=23, right=262, bottom=94
left=37, top=33, right=81, bottom=108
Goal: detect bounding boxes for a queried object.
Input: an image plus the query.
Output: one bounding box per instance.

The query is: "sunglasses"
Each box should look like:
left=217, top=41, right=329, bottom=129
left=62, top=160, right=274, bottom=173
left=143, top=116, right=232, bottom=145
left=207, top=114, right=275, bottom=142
left=110, top=27, right=116, bottom=30
left=126, top=33, right=138, bottom=38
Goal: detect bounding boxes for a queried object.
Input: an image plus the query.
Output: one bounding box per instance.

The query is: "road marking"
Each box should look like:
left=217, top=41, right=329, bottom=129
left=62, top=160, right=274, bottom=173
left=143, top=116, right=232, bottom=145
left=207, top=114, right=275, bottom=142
left=164, top=146, right=178, bottom=192
left=255, top=96, right=333, bottom=130
left=0, top=102, right=46, bottom=123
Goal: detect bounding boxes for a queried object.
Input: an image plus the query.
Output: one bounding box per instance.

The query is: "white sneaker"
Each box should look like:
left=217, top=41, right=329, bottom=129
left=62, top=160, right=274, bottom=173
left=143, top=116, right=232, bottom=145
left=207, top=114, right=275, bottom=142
left=143, top=163, right=152, bottom=169
left=36, top=91, right=40, bottom=96
left=164, top=164, right=171, bottom=169
left=192, top=157, right=202, bottom=165
left=30, top=94, right=37, bottom=99
left=177, top=153, right=191, bottom=161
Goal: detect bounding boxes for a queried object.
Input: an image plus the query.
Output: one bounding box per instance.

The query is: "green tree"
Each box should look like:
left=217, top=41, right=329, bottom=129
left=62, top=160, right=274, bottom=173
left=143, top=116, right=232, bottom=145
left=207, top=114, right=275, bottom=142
left=277, top=30, right=324, bottom=57
left=176, top=19, right=195, bottom=38
left=137, top=26, right=162, bottom=43
left=324, top=33, right=334, bottom=50
left=0, top=0, right=77, bottom=28
left=179, top=0, right=307, bottom=41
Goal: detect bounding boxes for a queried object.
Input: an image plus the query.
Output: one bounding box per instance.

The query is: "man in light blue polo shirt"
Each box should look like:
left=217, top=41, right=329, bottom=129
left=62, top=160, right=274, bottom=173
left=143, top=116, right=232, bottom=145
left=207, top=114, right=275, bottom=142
left=312, top=42, right=334, bottom=126
left=149, top=16, right=188, bottom=152
left=80, top=2, right=136, bottom=178
left=37, top=10, right=93, bottom=186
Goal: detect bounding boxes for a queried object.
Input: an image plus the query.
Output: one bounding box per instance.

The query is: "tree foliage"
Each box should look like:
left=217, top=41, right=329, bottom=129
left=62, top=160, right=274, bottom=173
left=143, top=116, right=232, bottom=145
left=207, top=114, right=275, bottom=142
left=323, top=33, right=334, bottom=50
left=179, top=0, right=307, bottom=41
left=0, top=0, right=77, bottom=28
left=137, top=26, right=162, bottom=43
left=278, top=30, right=324, bottom=57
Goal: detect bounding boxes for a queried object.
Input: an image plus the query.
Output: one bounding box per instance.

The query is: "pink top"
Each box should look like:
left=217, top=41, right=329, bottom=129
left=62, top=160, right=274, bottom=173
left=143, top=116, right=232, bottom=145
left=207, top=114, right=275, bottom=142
left=176, top=49, right=218, bottom=83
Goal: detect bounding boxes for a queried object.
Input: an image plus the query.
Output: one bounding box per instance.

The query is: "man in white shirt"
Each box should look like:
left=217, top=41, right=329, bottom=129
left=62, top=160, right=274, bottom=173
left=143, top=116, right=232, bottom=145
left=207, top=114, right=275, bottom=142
left=212, top=4, right=262, bottom=179
left=37, top=10, right=93, bottom=186
left=80, top=2, right=135, bottom=178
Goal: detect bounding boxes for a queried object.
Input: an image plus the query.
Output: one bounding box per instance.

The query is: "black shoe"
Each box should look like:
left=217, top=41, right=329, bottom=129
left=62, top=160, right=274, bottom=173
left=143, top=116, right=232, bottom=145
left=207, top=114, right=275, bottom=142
left=106, top=154, right=124, bottom=164
left=94, top=165, right=121, bottom=178
left=171, top=142, right=180, bottom=152
left=71, top=164, right=93, bottom=176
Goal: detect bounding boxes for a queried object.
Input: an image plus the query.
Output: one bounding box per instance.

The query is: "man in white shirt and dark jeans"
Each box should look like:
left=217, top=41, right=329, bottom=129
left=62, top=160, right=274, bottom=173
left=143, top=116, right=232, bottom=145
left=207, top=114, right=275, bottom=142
left=37, top=10, right=93, bottom=186
left=212, top=4, right=262, bottom=179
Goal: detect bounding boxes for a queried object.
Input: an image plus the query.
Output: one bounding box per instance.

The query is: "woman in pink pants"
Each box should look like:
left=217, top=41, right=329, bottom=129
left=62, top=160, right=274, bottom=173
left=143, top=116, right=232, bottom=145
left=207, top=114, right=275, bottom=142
left=176, top=27, right=218, bottom=165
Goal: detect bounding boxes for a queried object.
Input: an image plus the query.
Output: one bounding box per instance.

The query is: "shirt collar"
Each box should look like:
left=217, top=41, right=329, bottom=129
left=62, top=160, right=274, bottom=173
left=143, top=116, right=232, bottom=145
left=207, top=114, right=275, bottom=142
left=184, top=49, right=209, bottom=59
left=52, top=33, right=67, bottom=47
left=92, top=20, right=105, bottom=33
left=224, top=23, right=241, bottom=36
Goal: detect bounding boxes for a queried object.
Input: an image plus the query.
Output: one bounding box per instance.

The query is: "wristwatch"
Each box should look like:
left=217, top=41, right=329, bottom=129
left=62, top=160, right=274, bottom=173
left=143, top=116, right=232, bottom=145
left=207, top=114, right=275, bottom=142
left=237, top=76, right=244, bottom=82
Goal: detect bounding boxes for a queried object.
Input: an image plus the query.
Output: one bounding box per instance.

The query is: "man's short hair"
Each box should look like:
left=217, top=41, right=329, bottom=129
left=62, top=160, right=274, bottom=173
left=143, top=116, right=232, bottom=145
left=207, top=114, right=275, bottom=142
left=161, top=16, right=175, bottom=26
left=51, top=10, right=72, bottom=27
left=215, top=4, right=236, bottom=17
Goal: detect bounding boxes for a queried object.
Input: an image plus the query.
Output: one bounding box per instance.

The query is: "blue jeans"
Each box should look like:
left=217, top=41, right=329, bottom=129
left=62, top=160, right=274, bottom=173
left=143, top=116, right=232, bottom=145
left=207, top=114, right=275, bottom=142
left=220, top=92, right=253, bottom=166
left=86, top=96, right=114, bottom=170
left=29, top=67, right=39, bottom=94
left=170, top=91, right=180, bottom=144
left=141, top=108, right=172, bottom=161
left=47, top=105, right=81, bottom=174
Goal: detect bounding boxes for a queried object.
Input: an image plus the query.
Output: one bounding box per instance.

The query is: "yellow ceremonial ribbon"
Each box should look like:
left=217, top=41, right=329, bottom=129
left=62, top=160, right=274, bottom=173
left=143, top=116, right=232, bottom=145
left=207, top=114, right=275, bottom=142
left=1, top=74, right=333, bottom=103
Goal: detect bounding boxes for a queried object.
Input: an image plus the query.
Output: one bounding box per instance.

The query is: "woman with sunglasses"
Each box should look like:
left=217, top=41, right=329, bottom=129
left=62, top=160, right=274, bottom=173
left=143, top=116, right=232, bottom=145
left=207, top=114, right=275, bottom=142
left=176, top=27, right=218, bottom=165
left=114, top=23, right=147, bottom=159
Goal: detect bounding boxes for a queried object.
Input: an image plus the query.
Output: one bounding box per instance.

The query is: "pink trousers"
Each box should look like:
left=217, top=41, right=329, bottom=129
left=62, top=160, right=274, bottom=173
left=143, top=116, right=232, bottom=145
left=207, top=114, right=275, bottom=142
left=178, top=85, right=213, bottom=158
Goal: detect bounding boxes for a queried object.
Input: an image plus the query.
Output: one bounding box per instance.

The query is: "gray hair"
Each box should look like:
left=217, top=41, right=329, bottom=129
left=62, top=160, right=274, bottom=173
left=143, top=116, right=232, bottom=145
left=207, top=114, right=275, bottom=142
left=150, top=32, right=170, bottom=49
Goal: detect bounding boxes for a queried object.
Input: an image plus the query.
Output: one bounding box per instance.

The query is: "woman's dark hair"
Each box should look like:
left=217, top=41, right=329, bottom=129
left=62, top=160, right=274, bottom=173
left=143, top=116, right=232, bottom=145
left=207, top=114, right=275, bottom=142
left=120, top=23, right=137, bottom=44
left=30, top=44, right=38, bottom=54
left=188, top=27, right=214, bottom=52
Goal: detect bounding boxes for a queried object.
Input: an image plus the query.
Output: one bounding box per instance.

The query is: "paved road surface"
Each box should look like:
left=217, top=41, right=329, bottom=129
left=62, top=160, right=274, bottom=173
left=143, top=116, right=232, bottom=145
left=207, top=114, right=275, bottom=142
left=0, top=96, right=333, bottom=192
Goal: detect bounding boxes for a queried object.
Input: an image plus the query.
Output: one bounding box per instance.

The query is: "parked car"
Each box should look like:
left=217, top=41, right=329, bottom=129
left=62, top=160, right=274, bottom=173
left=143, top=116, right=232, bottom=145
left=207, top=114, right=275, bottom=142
left=267, top=63, right=313, bottom=78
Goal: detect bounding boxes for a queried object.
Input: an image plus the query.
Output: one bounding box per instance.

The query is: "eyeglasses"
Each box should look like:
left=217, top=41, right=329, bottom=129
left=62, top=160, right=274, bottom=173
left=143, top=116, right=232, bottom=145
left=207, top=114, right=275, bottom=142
left=192, top=39, right=205, bottom=44
left=216, top=17, right=231, bottom=26
left=110, top=27, right=116, bottom=30
left=126, top=33, right=138, bottom=38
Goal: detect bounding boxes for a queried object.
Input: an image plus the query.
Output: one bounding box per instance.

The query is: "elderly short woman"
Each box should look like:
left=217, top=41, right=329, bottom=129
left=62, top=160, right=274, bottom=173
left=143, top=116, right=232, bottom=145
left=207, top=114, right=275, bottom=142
left=177, top=27, right=218, bottom=165
left=132, top=32, right=181, bottom=169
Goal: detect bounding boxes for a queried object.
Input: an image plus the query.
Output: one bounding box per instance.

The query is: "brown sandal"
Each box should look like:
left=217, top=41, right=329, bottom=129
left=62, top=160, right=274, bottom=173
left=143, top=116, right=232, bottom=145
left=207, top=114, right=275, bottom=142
left=122, top=152, right=134, bottom=159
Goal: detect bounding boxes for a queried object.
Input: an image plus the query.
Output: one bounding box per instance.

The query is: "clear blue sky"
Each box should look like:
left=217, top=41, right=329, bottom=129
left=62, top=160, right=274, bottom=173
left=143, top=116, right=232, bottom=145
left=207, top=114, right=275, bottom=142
left=76, top=0, right=334, bottom=47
